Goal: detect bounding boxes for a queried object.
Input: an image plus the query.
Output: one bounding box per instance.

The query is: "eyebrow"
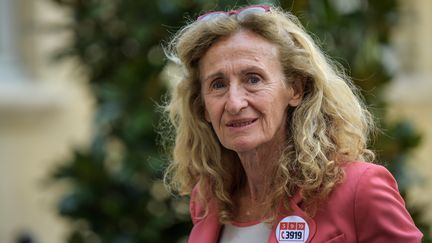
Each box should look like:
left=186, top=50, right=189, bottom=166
left=239, top=66, right=266, bottom=76
left=202, top=72, right=224, bottom=83
left=202, top=66, right=267, bottom=83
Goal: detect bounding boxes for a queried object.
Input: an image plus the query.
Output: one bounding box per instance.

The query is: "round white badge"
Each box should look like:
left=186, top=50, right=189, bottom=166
left=275, top=215, right=309, bottom=242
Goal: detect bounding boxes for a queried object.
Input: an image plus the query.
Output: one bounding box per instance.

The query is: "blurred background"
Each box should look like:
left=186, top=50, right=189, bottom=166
left=0, top=0, right=431, bottom=242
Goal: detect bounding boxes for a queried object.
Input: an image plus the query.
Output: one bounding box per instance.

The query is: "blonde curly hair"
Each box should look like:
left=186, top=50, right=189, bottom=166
left=162, top=5, right=375, bottom=223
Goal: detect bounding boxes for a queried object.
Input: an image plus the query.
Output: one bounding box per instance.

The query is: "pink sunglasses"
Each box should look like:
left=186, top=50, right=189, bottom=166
left=197, top=5, right=271, bottom=21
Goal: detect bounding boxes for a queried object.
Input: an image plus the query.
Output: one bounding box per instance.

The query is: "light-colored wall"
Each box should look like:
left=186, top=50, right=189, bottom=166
left=0, top=0, right=93, bottom=242
left=387, top=0, right=432, bottom=227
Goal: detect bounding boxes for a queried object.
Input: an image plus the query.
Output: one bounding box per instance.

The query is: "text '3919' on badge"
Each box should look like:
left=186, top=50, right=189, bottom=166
left=276, top=216, right=309, bottom=242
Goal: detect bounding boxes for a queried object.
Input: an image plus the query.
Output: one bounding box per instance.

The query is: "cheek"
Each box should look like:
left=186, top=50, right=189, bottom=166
left=204, top=108, right=211, bottom=123
left=203, top=98, right=221, bottom=123
left=261, top=96, right=290, bottom=125
left=256, top=91, right=288, bottom=113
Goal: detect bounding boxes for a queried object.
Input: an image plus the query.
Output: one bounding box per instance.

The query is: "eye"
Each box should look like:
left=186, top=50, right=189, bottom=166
left=246, top=74, right=262, bottom=84
left=210, top=79, right=226, bottom=90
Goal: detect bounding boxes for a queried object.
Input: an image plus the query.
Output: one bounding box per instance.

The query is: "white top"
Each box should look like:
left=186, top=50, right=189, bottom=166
left=219, top=222, right=271, bottom=243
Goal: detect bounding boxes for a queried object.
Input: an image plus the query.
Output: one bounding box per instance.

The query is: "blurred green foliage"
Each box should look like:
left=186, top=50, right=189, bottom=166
left=49, top=0, right=430, bottom=242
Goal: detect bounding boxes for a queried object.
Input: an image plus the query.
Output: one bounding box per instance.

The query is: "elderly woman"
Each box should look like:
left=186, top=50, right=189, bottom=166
left=163, top=5, right=422, bottom=243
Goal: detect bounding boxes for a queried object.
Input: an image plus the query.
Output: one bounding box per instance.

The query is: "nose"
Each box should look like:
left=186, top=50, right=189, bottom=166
left=225, top=85, right=248, bottom=115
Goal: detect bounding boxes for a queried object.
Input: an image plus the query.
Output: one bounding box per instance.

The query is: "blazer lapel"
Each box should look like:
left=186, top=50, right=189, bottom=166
left=188, top=199, right=222, bottom=243
left=267, top=191, right=317, bottom=243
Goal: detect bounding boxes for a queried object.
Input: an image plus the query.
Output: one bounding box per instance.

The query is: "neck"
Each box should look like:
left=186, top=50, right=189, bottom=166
left=237, top=143, right=283, bottom=204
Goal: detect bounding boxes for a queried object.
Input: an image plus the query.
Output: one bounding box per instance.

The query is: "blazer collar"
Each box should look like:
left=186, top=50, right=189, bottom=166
left=188, top=198, right=222, bottom=243
left=188, top=190, right=317, bottom=243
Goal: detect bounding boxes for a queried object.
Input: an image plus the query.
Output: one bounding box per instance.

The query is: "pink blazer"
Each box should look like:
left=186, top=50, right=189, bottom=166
left=188, top=162, right=422, bottom=243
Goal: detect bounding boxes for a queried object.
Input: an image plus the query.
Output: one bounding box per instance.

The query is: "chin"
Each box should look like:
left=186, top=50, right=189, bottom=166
left=224, top=140, right=259, bottom=154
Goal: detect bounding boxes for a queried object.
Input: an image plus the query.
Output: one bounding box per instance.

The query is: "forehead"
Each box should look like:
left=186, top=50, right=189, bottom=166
left=199, top=30, right=280, bottom=75
left=204, top=29, right=278, bottom=59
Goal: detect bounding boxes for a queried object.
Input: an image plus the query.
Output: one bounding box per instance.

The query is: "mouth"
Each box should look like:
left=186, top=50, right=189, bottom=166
left=226, top=118, right=258, bottom=128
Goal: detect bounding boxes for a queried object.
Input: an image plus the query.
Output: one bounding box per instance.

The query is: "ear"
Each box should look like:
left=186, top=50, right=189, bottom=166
left=288, top=76, right=305, bottom=107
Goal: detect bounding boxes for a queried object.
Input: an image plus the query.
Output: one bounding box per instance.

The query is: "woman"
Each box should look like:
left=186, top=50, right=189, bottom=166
left=163, top=5, right=422, bottom=243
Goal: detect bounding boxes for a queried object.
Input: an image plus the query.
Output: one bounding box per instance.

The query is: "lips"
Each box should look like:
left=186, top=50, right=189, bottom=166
left=226, top=118, right=258, bottom=127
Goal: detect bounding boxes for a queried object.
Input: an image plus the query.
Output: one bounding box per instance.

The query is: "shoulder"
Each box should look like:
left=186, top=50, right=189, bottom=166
left=322, top=161, right=397, bottom=216
left=340, top=161, right=396, bottom=188
left=343, top=161, right=401, bottom=210
left=340, top=161, right=423, bottom=242
left=339, top=161, right=401, bottom=206
left=342, top=161, right=389, bottom=176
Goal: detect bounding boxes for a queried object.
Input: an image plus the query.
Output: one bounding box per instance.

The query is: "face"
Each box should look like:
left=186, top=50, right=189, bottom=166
left=199, top=30, right=302, bottom=153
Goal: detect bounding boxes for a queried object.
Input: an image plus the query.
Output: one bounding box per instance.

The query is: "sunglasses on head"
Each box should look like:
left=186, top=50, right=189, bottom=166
left=197, top=5, right=271, bottom=21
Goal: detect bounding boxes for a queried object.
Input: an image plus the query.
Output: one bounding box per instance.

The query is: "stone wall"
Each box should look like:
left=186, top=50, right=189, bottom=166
left=387, top=0, right=432, bottom=227
left=0, top=0, right=93, bottom=242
